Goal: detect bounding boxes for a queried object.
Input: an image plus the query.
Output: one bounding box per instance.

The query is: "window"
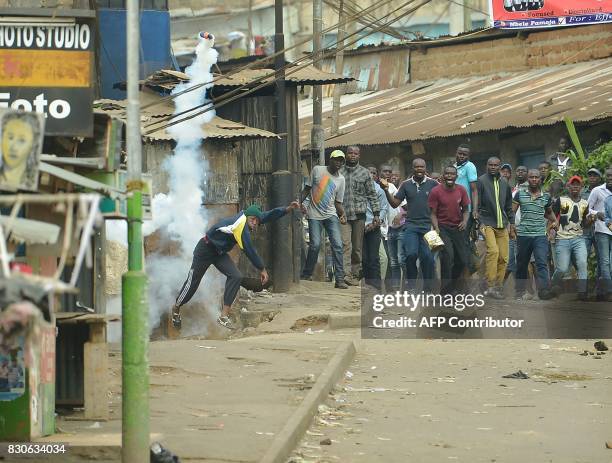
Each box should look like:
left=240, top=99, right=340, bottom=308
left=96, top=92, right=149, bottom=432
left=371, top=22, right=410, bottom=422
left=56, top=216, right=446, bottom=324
left=519, top=149, right=545, bottom=171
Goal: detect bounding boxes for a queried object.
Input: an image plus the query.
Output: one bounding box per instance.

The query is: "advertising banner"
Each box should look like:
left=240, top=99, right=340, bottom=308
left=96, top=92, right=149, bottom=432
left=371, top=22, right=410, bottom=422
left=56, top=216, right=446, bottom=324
left=489, top=0, right=612, bottom=29
left=0, top=18, right=95, bottom=136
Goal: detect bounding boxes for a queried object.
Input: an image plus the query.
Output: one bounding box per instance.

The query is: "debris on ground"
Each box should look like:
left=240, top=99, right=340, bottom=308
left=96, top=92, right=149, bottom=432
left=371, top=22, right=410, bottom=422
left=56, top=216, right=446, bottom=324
left=606, top=441, right=612, bottom=449
left=594, top=341, right=609, bottom=351
left=502, top=370, right=529, bottom=379
left=320, top=437, right=332, bottom=445
left=291, top=315, right=328, bottom=330
left=305, top=328, right=325, bottom=335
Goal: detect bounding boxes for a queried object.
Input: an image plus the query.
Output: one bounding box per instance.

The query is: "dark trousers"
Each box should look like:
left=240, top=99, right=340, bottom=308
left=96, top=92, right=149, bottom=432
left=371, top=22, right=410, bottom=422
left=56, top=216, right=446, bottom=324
left=438, top=225, right=469, bottom=294
left=386, top=228, right=402, bottom=290
left=176, top=237, right=242, bottom=307
left=399, top=224, right=435, bottom=292
left=516, top=235, right=550, bottom=295
left=362, top=228, right=382, bottom=289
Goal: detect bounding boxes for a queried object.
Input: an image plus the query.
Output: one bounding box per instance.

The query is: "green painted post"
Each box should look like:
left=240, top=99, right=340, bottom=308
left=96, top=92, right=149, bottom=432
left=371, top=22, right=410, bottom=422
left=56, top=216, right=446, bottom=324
left=122, top=189, right=149, bottom=463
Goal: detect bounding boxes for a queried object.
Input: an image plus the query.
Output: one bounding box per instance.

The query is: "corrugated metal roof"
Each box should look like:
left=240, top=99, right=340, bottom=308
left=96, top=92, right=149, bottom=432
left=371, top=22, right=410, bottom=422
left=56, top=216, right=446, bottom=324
left=142, top=67, right=352, bottom=91
left=298, top=59, right=612, bottom=148
left=94, top=92, right=279, bottom=141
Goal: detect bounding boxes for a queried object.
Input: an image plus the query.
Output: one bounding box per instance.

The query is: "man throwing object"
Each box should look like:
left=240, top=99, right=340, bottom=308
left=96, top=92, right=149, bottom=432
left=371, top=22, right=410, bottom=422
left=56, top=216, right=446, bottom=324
left=172, top=202, right=300, bottom=330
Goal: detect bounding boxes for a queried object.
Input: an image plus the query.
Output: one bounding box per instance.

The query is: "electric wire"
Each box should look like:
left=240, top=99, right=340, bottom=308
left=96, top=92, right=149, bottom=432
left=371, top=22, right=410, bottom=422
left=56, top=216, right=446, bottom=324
left=143, top=0, right=433, bottom=135
left=139, top=0, right=401, bottom=111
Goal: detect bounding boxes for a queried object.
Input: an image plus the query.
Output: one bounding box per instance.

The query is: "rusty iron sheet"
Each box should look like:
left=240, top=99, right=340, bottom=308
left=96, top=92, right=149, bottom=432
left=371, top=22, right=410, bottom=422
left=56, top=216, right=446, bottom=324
left=298, top=58, right=612, bottom=148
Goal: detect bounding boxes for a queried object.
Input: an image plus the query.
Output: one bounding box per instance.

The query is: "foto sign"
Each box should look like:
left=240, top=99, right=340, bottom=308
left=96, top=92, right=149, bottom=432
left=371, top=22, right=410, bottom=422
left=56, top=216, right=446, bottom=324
left=0, top=17, right=94, bottom=136
left=489, top=0, right=612, bottom=29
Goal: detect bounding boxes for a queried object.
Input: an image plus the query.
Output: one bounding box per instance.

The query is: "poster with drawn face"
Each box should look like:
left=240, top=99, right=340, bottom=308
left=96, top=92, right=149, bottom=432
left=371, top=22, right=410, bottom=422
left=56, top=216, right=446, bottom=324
left=0, top=343, right=26, bottom=401
left=0, top=110, right=45, bottom=192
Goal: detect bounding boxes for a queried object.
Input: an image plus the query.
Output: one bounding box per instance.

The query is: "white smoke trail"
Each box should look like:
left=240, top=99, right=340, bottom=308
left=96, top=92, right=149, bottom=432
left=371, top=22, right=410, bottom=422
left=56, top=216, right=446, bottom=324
left=143, top=33, right=223, bottom=333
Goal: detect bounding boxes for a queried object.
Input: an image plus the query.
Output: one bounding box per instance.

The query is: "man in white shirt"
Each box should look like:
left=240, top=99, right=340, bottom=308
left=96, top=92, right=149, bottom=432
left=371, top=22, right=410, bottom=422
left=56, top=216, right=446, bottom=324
left=587, top=167, right=612, bottom=301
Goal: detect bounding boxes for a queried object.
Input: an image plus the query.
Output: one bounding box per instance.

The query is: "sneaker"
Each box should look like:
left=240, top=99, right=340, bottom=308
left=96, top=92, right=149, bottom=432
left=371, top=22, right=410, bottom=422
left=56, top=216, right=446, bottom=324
left=171, top=305, right=182, bottom=330
left=494, top=287, right=506, bottom=299
left=217, top=315, right=236, bottom=330
left=301, top=275, right=313, bottom=281
left=538, top=289, right=554, bottom=300
left=335, top=281, right=349, bottom=289
left=344, top=276, right=359, bottom=286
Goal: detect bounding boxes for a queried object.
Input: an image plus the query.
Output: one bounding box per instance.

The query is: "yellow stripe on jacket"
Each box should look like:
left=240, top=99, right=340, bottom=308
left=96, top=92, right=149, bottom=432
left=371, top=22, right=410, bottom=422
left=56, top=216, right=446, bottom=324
left=217, top=214, right=247, bottom=249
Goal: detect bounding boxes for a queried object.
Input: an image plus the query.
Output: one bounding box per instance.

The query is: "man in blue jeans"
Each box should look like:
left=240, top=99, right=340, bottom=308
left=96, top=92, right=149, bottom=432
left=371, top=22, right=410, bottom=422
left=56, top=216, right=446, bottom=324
left=380, top=158, right=438, bottom=292
left=551, top=176, right=590, bottom=300
left=587, top=167, right=612, bottom=301
left=513, top=169, right=558, bottom=300
left=300, top=150, right=348, bottom=289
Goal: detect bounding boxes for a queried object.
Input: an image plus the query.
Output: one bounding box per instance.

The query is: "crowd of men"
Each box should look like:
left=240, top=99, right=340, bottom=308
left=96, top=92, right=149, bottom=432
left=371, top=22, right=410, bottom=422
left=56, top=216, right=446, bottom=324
left=301, top=142, right=612, bottom=302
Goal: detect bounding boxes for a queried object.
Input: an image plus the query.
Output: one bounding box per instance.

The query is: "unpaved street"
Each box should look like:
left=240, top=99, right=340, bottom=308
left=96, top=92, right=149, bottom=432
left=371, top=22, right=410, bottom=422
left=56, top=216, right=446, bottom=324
left=292, top=336, right=612, bottom=463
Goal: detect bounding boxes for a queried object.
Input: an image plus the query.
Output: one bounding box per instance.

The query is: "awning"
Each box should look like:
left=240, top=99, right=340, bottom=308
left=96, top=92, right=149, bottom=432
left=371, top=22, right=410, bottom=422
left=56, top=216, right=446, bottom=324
left=298, top=58, right=612, bottom=148
left=0, top=216, right=60, bottom=245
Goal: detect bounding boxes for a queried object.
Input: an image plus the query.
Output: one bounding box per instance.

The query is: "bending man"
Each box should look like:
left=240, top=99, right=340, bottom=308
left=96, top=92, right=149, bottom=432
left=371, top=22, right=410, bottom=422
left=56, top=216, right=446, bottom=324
left=172, top=202, right=299, bottom=330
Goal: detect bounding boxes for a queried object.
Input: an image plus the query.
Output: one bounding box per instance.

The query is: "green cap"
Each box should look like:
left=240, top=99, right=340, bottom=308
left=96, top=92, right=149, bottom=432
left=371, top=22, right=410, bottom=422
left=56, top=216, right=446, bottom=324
left=330, top=149, right=345, bottom=159
left=244, top=205, right=263, bottom=220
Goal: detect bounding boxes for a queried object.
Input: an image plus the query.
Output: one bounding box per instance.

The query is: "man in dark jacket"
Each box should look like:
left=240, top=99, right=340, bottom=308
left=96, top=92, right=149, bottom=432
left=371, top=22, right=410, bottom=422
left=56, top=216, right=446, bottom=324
left=475, top=157, right=515, bottom=299
left=172, top=202, right=299, bottom=330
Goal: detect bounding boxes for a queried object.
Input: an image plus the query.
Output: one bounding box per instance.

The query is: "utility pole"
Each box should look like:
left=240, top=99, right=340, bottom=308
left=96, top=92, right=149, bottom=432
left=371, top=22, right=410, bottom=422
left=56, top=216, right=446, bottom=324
left=272, top=0, right=292, bottom=292
left=330, top=0, right=346, bottom=136
left=311, top=0, right=324, bottom=165
left=123, top=1, right=149, bottom=462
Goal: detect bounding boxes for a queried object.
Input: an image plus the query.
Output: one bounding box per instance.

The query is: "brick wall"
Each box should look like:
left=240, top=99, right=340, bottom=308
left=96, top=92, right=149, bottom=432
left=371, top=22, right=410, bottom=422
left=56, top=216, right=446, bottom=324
left=410, top=24, right=612, bottom=82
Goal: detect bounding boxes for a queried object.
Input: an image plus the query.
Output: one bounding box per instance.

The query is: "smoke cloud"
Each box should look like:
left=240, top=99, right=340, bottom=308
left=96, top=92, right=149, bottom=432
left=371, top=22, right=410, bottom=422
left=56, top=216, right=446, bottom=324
left=142, top=33, right=223, bottom=334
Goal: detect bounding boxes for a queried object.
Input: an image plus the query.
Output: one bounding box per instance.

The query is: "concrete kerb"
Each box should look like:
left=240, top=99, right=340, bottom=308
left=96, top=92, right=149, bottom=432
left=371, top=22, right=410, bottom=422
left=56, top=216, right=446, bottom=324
left=328, top=313, right=361, bottom=330
left=260, top=340, right=357, bottom=463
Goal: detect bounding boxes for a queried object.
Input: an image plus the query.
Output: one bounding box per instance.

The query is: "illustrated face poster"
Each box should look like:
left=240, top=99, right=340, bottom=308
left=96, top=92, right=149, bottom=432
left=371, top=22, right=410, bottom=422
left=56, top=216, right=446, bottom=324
left=0, top=343, right=26, bottom=401
left=489, top=0, right=612, bottom=29
left=0, top=110, right=45, bottom=192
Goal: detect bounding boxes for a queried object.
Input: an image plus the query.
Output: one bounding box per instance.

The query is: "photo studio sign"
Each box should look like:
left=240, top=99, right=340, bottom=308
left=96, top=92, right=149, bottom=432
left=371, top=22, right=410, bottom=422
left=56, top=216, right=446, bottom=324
left=0, top=17, right=94, bottom=136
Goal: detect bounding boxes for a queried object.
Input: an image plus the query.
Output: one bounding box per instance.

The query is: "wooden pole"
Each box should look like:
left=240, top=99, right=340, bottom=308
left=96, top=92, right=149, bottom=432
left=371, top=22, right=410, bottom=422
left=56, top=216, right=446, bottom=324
left=331, top=0, right=346, bottom=136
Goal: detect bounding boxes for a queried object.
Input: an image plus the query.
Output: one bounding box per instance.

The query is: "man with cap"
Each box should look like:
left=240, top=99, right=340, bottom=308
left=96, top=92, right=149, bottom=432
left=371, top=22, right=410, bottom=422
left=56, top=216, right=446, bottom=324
left=300, top=150, right=348, bottom=289
left=500, top=163, right=512, bottom=183
left=551, top=176, right=591, bottom=300
left=172, top=201, right=300, bottom=330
